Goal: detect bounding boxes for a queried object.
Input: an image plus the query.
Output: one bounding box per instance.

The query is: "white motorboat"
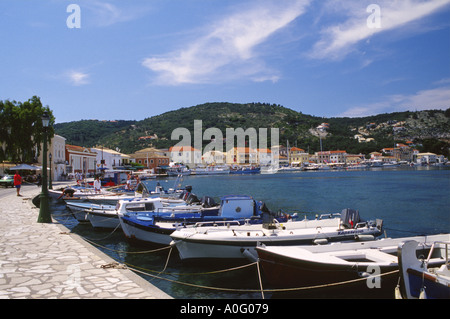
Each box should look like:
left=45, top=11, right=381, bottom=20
left=256, top=234, right=449, bottom=294
left=397, top=238, right=450, bottom=299
left=170, top=209, right=383, bottom=261
left=118, top=195, right=270, bottom=246
left=66, top=201, right=116, bottom=223
left=193, top=166, right=230, bottom=175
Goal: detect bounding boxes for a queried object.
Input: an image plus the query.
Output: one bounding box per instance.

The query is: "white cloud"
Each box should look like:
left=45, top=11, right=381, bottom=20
left=309, top=0, right=450, bottom=60
left=142, top=0, right=311, bottom=85
left=67, top=71, right=90, bottom=86
left=339, top=80, right=450, bottom=117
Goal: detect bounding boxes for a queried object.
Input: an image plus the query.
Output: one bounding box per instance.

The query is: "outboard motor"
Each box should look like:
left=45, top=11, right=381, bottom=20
left=261, top=202, right=277, bottom=229
left=201, top=196, right=217, bottom=208
left=340, top=208, right=361, bottom=229
left=186, top=193, right=200, bottom=205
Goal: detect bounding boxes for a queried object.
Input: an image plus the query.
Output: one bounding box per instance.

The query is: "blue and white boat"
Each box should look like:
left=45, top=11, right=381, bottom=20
left=230, top=166, right=260, bottom=174
left=119, top=195, right=275, bottom=246
left=66, top=201, right=116, bottom=223
left=77, top=194, right=217, bottom=229
left=397, top=237, right=450, bottom=299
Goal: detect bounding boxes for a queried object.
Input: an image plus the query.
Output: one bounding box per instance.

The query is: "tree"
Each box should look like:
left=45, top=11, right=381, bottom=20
left=0, top=96, right=54, bottom=163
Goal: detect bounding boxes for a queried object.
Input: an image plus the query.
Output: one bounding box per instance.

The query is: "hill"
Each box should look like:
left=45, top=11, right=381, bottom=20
left=54, top=103, right=450, bottom=157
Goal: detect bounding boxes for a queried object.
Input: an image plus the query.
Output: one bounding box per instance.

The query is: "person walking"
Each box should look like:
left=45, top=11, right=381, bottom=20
left=14, top=171, right=22, bottom=196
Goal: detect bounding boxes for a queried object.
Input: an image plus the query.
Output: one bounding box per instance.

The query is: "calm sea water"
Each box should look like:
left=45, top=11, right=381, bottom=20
left=51, top=166, right=450, bottom=299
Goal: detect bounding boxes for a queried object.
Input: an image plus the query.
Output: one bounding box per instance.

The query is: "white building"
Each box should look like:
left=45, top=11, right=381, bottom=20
left=91, top=147, right=129, bottom=171
left=38, top=134, right=67, bottom=181
left=169, top=146, right=202, bottom=167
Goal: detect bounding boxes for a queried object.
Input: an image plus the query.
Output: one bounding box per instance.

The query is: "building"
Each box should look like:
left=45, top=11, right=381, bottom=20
left=169, top=146, right=202, bottom=167
left=257, top=148, right=273, bottom=165
left=65, top=144, right=97, bottom=176
left=226, top=147, right=258, bottom=165
left=91, top=147, right=130, bottom=171
left=37, top=134, right=67, bottom=181
left=289, top=147, right=309, bottom=166
left=128, top=147, right=170, bottom=170
left=202, top=150, right=226, bottom=165
left=416, top=152, right=438, bottom=165
left=346, top=154, right=365, bottom=164
left=329, top=150, right=347, bottom=164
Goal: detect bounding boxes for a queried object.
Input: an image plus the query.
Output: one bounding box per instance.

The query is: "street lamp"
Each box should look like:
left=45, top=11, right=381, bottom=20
left=37, top=111, right=52, bottom=223
left=49, top=152, right=53, bottom=190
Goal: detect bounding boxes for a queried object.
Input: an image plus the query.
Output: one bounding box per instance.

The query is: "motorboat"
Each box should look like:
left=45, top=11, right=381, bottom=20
left=260, top=166, right=278, bottom=174
left=119, top=195, right=268, bottom=246
left=397, top=238, right=450, bottom=299
left=170, top=208, right=383, bottom=262
left=65, top=201, right=116, bottom=223
left=230, top=166, right=260, bottom=174
left=167, top=165, right=191, bottom=176
left=193, top=166, right=230, bottom=175
left=256, top=234, right=449, bottom=296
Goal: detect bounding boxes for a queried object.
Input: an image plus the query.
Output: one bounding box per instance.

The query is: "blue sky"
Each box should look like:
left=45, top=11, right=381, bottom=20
left=1, top=0, right=449, bottom=123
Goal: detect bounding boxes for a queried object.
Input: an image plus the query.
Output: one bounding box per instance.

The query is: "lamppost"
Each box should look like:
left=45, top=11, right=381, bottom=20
left=49, top=152, right=53, bottom=190
left=37, top=111, right=52, bottom=223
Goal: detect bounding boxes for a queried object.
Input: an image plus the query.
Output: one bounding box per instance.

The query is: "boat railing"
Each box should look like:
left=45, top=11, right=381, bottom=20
left=318, top=213, right=341, bottom=220
left=425, top=241, right=450, bottom=268
left=193, top=220, right=242, bottom=228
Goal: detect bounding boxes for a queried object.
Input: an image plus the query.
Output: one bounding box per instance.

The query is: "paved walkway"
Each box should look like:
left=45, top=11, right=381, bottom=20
left=0, top=183, right=172, bottom=299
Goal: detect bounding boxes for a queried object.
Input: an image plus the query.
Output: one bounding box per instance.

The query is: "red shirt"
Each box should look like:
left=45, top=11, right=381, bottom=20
left=14, top=174, right=22, bottom=186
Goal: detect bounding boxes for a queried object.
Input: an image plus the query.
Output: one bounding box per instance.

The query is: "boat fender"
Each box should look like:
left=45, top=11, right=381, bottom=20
left=241, top=248, right=258, bottom=262
left=394, top=285, right=403, bottom=299
left=356, top=235, right=375, bottom=241
left=313, top=238, right=328, bottom=245
left=419, top=287, right=427, bottom=299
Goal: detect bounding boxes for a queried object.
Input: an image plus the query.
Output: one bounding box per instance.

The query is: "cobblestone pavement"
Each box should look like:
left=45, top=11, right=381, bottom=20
left=0, top=183, right=172, bottom=299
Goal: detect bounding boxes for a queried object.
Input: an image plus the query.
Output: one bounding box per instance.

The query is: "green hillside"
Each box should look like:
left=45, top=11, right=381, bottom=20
left=54, top=103, right=450, bottom=156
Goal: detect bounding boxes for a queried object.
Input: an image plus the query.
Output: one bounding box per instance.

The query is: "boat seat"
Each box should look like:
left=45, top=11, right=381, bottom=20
left=435, top=264, right=450, bottom=277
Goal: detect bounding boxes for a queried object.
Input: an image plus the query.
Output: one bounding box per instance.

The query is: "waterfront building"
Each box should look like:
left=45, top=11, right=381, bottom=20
left=289, top=147, right=309, bottom=166
left=91, top=147, right=130, bottom=171
left=226, top=147, right=258, bottom=165
left=416, top=152, right=438, bottom=165
left=128, top=147, right=170, bottom=170
left=257, top=148, right=272, bottom=165
left=169, top=146, right=202, bottom=167
left=202, top=150, right=226, bottom=165
left=37, top=134, right=67, bottom=181
left=65, top=144, right=97, bottom=176
left=345, top=154, right=365, bottom=165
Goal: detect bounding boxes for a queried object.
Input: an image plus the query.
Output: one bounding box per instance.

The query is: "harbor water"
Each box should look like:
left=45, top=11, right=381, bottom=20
left=51, top=166, right=450, bottom=299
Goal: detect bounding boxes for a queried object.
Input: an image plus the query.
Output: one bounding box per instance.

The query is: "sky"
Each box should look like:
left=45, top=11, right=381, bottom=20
left=1, top=0, right=449, bottom=123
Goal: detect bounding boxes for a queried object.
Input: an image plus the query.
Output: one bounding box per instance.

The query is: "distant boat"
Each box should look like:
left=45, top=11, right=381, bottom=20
left=260, top=166, right=278, bottom=174
left=230, top=166, right=260, bottom=174
left=397, top=238, right=450, bottom=299
left=167, top=165, right=191, bottom=176
left=193, top=166, right=230, bottom=175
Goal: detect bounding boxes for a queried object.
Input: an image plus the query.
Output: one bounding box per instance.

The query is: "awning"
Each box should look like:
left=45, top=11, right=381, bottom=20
left=9, top=164, right=41, bottom=170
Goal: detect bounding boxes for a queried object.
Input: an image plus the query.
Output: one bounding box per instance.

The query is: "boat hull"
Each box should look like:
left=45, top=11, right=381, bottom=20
left=87, top=211, right=121, bottom=229
left=172, top=226, right=383, bottom=261
left=120, top=216, right=173, bottom=246
left=256, top=246, right=397, bottom=291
